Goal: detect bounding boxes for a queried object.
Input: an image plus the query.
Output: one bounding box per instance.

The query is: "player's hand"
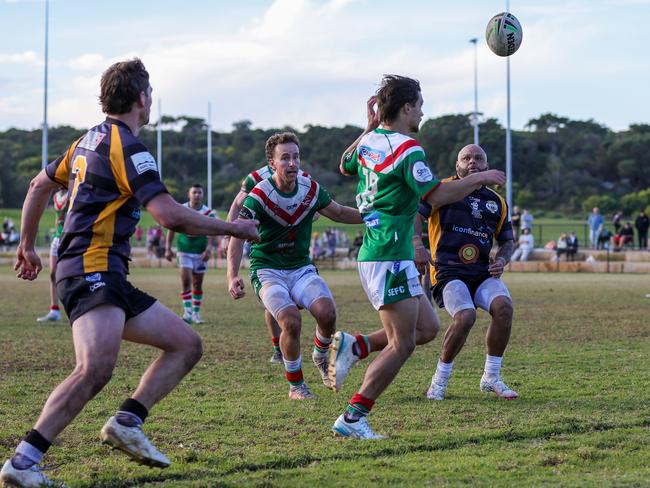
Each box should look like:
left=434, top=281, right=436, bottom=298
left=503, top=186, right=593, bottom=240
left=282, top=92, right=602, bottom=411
left=488, top=256, right=507, bottom=278
left=478, top=169, right=507, bottom=187
left=15, top=246, right=42, bottom=281
left=366, top=96, right=380, bottom=132
left=414, top=244, right=432, bottom=277
left=232, top=219, right=260, bottom=242
left=229, top=276, right=246, bottom=300
left=201, top=249, right=211, bottom=262
left=164, top=248, right=174, bottom=262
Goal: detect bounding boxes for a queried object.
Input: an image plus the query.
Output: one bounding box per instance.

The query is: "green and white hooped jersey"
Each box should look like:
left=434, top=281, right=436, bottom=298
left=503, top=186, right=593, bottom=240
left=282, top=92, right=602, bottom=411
left=342, top=128, right=441, bottom=262
left=241, top=175, right=331, bottom=271
left=241, top=164, right=310, bottom=194
left=176, top=203, right=217, bottom=254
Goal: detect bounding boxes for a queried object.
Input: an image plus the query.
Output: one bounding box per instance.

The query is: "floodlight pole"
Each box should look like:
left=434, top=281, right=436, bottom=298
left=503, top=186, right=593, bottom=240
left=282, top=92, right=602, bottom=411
left=157, top=99, right=162, bottom=180
left=469, top=37, right=479, bottom=145
left=41, top=0, right=49, bottom=169
left=505, top=0, right=513, bottom=211
left=207, top=102, right=213, bottom=210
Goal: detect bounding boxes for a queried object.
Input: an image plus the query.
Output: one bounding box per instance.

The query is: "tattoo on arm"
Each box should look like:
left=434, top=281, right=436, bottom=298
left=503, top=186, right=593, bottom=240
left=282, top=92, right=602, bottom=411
left=495, top=240, right=515, bottom=264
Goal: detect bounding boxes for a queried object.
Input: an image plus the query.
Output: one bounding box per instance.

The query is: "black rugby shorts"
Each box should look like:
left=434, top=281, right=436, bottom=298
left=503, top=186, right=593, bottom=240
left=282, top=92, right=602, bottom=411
left=57, top=272, right=156, bottom=324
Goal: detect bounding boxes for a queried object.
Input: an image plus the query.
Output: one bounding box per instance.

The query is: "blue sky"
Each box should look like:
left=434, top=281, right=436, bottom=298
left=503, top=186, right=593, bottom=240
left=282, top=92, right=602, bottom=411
left=1, top=0, right=649, bottom=132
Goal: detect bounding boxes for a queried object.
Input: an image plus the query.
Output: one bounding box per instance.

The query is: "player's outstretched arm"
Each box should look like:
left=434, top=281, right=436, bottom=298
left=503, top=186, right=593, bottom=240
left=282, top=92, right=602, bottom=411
left=318, top=201, right=363, bottom=224
left=489, top=239, right=516, bottom=278
left=426, top=170, right=506, bottom=209
left=146, top=192, right=259, bottom=242
left=226, top=232, right=246, bottom=300
left=339, top=96, right=379, bottom=176
left=226, top=190, right=248, bottom=222
left=15, top=170, right=59, bottom=280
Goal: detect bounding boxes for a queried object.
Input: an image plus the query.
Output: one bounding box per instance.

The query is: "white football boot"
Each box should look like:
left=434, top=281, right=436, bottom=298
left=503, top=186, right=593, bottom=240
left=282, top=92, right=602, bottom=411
left=100, top=416, right=170, bottom=468
left=288, top=383, right=316, bottom=400
left=480, top=375, right=519, bottom=400
left=0, top=459, right=61, bottom=487
left=181, top=310, right=193, bottom=325
left=312, top=350, right=332, bottom=389
left=36, top=310, right=61, bottom=323
left=426, top=377, right=449, bottom=401
left=332, top=414, right=385, bottom=440
left=327, top=331, right=360, bottom=392
left=191, top=312, right=204, bottom=325
left=269, top=350, right=283, bottom=364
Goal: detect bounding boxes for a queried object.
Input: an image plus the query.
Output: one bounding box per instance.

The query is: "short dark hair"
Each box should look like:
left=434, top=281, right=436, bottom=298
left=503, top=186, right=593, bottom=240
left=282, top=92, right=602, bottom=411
left=265, top=132, right=300, bottom=161
left=376, top=75, right=421, bottom=123
left=191, top=183, right=203, bottom=190
left=99, top=58, right=150, bottom=115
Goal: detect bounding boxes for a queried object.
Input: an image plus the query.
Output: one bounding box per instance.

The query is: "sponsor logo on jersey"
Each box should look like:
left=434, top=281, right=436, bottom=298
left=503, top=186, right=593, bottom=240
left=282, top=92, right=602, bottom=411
left=452, top=224, right=489, bottom=239
left=89, top=281, right=106, bottom=293
left=486, top=200, right=498, bottom=213
left=77, top=130, right=106, bottom=151
left=239, top=206, right=255, bottom=220
left=360, top=146, right=385, bottom=164
left=131, top=209, right=141, bottom=219
left=131, top=152, right=158, bottom=174
left=85, top=272, right=102, bottom=282
left=458, top=244, right=479, bottom=264
left=412, top=161, right=433, bottom=183
left=363, top=211, right=381, bottom=228
left=469, top=197, right=483, bottom=219
left=387, top=285, right=406, bottom=297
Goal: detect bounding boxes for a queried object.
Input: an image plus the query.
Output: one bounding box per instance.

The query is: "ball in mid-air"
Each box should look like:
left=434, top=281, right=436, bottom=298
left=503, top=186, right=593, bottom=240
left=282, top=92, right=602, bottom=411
left=485, top=12, right=522, bottom=57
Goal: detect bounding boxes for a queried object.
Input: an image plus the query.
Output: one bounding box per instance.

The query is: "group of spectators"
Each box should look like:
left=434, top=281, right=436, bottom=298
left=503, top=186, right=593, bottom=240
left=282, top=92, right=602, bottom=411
left=310, top=227, right=351, bottom=260
left=588, top=207, right=649, bottom=251
left=0, top=217, right=19, bottom=250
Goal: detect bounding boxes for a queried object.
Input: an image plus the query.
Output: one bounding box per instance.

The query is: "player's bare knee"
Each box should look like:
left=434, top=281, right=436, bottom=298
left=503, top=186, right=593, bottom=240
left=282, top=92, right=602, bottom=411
left=278, top=309, right=302, bottom=338
left=453, top=309, right=476, bottom=333
left=393, top=336, right=416, bottom=358
left=491, top=298, right=513, bottom=326
left=75, top=363, right=114, bottom=393
left=313, top=303, right=337, bottom=335
left=186, top=335, right=203, bottom=366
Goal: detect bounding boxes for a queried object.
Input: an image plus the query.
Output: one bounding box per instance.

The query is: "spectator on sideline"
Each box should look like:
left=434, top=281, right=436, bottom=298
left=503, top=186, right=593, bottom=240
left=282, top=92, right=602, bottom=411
left=510, top=206, right=522, bottom=240
left=521, top=209, right=533, bottom=232
left=634, top=211, right=649, bottom=249
left=597, top=224, right=612, bottom=250
left=588, top=207, right=604, bottom=249
left=612, top=211, right=623, bottom=234
left=567, top=232, right=579, bottom=261
left=555, top=233, right=568, bottom=261
left=613, top=222, right=634, bottom=251
left=511, top=227, right=534, bottom=261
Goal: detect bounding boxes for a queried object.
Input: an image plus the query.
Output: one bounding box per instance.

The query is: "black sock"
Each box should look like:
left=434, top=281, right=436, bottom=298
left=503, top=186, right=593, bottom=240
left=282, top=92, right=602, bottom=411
left=116, top=398, right=148, bottom=427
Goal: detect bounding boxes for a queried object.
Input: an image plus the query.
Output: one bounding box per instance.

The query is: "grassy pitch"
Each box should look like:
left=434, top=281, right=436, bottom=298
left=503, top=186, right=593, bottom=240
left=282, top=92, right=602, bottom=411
left=0, top=268, right=648, bottom=487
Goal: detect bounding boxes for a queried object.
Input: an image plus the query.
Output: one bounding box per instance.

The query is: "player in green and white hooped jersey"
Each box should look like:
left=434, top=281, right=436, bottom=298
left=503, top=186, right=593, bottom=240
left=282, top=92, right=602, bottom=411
left=225, top=164, right=309, bottom=364
left=227, top=132, right=362, bottom=400
left=329, top=75, right=507, bottom=439
left=36, top=188, right=69, bottom=323
left=165, top=184, right=217, bottom=325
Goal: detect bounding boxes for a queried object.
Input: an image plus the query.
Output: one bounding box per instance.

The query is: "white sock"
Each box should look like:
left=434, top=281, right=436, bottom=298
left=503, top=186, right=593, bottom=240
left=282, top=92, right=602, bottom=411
left=283, top=355, right=302, bottom=373
left=484, top=355, right=503, bottom=378
left=433, top=359, right=454, bottom=383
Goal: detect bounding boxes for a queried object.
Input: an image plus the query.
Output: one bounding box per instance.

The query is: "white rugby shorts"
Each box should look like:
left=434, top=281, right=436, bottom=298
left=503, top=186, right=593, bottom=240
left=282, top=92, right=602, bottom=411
left=358, top=260, right=423, bottom=310
left=442, top=277, right=511, bottom=317
left=50, top=236, right=60, bottom=258
left=177, top=252, right=208, bottom=274
left=253, top=264, right=333, bottom=319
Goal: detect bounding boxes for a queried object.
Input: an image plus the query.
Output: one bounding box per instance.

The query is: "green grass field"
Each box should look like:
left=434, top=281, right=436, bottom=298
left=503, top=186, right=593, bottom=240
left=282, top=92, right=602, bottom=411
left=0, top=268, right=649, bottom=487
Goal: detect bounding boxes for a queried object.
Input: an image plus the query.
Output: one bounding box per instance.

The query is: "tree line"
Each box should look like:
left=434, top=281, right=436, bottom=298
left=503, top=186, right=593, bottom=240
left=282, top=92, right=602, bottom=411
left=1, top=113, right=649, bottom=215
